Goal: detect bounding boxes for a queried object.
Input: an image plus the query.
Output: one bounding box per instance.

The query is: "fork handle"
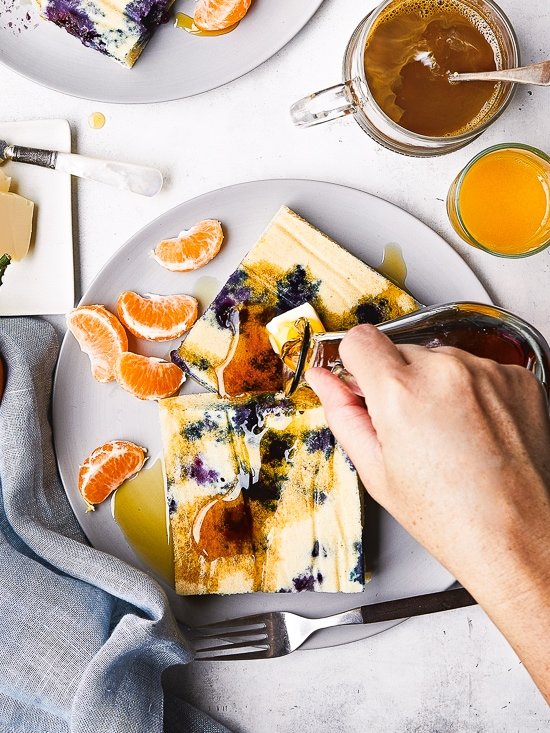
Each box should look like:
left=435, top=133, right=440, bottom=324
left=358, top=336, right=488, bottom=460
left=360, top=587, right=476, bottom=624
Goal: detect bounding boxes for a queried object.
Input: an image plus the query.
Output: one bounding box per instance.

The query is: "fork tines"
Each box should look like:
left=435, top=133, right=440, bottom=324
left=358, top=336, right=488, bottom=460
left=191, top=618, right=271, bottom=661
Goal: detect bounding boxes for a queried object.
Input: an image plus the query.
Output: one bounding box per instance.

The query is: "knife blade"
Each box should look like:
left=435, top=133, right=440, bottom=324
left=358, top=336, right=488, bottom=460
left=0, top=140, right=163, bottom=197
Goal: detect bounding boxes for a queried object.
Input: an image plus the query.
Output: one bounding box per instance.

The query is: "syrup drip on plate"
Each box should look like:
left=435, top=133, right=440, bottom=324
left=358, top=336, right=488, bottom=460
left=88, top=112, right=106, bottom=130
left=192, top=275, right=222, bottom=309
left=174, top=13, right=239, bottom=36
left=378, top=243, right=408, bottom=290
left=112, top=460, right=174, bottom=586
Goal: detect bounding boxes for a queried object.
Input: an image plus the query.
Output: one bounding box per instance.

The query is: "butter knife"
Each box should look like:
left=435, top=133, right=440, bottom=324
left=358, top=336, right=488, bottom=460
left=0, top=140, right=163, bottom=197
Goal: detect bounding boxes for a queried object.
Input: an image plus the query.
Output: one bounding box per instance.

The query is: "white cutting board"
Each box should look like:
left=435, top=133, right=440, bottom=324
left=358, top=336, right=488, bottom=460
left=0, top=119, right=74, bottom=316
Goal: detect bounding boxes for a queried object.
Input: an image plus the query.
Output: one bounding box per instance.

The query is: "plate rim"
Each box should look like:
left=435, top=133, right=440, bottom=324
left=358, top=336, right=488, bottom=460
left=55, top=176, right=492, bottom=309
left=0, top=1, right=325, bottom=103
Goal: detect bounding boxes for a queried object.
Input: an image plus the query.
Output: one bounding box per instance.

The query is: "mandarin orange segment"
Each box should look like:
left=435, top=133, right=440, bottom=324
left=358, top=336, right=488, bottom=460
left=152, top=220, right=224, bottom=272
left=78, top=440, right=147, bottom=511
left=116, top=291, right=199, bottom=342
left=115, top=352, right=185, bottom=400
left=66, top=305, right=128, bottom=383
left=194, top=0, right=252, bottom=30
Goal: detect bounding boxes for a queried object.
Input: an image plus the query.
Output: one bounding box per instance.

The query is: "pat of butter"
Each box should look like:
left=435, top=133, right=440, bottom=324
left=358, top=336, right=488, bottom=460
left=0, top=191, right=34, bottom=261
left=0, top=169, right=11, bottom=193
left=266, top=303, right=325, bottom=355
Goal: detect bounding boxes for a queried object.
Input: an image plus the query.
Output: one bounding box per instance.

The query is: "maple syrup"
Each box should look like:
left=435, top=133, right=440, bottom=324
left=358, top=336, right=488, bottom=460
left=88, top=112, right=106, bottom=130
left=409, top=315, right=532, bottom=366
left=364, top=0, right=501, bottom=136
left=192, top=488, right=253, bottom=561
left=391, top=311, right=535, bottom=366
left=300, top=303, right=550, bottom=402
left=215, top=304, right=281, bottom=396
left=112, top=460, right=174, bottom=586
left=174, top=13, right=238, bottom=36
left=193, top=275, right=222, bottom=308
left=378, top=243, right=408, bottom=290
left=190, top=401, right=294, bottom=567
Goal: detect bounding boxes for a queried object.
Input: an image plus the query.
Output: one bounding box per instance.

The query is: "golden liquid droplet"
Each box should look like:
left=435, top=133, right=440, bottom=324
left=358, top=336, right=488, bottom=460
left=193, top=275, right=221, bottom=308
left=378, top=243, right=408, bottom=290
left=112, top=459, right=174, bottom=586
left=174, top=12, right=239, bottom=36
left=88, top=112, right=106, bottom=130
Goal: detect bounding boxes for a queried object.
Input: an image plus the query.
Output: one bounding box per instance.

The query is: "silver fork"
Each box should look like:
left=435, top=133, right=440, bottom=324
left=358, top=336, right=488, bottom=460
left=190, top=587, right=476, bottom=661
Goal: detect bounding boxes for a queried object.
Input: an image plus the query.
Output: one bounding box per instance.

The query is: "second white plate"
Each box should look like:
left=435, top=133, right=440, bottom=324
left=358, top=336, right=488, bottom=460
left=0, top=1, right=324, bottom=103
left=53, top=178, right=490, bottom=649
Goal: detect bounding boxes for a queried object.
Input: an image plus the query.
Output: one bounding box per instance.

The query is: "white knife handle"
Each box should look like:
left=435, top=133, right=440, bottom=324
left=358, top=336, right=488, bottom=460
left=55, top=152, right=163, bottom=197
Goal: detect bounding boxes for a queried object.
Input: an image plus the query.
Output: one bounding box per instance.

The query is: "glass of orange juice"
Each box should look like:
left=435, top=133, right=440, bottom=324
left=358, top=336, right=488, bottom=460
left=447, top=143, right=550, bottom=257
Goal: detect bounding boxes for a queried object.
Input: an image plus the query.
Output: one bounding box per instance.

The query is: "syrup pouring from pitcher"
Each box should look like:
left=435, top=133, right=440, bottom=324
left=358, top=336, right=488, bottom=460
left=283, top=303, right=550, bottom=400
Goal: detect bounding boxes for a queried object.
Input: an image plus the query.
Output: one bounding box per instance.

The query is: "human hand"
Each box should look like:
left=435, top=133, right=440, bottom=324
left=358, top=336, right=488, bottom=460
left=306, top=324, right=550, bottom=700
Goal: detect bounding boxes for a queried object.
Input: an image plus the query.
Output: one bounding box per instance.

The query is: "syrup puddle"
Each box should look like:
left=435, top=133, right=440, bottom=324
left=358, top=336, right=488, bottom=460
left=378, top=243, right=408, bottom=290
left=193, top=275, right=221, bottom=308
left=112, top=459, right=174, bottom=586
left=174, top=12, right=238, bottom=36
left=88, top=112, right=106, bottom=130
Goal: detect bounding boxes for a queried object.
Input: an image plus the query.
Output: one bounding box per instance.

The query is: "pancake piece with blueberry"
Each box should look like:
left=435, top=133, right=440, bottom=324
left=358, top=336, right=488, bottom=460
left=36, top=0, right=174, bottom=67
left=174, top=206, right=418, bottom=396
left=159, top=389, right=366, bottom=596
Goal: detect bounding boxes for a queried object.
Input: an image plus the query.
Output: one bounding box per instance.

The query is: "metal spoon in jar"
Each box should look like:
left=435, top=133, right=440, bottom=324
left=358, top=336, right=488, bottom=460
left=449, top=60, right=550, bottom=86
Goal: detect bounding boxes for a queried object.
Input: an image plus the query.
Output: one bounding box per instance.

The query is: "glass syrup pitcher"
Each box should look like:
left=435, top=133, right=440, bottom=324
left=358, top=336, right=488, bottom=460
left=284, top=303, right=550, bottom=398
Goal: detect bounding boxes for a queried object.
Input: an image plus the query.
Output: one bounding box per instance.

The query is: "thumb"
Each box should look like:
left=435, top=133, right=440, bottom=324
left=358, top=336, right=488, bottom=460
left=305, top=368, right=385, bottom=494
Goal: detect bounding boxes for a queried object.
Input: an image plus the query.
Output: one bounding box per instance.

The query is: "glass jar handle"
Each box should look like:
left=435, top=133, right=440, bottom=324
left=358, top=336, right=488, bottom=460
left=290, top=81, right=356, bottom=128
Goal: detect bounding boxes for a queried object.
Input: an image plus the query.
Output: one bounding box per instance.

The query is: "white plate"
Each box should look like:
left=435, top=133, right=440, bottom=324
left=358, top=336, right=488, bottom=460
left=0, top=119, right=74, bottom=317
left=0, top=1, right=324, bottom=103
left=53, top=179, right=490, bottom=649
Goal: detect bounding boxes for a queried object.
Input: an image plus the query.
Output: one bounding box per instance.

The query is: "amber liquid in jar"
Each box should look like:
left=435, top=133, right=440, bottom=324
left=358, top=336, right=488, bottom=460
left=364, top=0, right=501, bottom=136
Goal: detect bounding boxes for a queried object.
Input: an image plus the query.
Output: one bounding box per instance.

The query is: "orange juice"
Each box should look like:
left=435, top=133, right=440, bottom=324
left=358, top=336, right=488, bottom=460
left=447, top=144, right=550, bottom=257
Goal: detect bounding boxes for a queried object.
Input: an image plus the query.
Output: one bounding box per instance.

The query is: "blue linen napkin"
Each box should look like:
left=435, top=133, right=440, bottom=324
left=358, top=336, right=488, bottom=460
left=0, top=317, right=230, bottom=733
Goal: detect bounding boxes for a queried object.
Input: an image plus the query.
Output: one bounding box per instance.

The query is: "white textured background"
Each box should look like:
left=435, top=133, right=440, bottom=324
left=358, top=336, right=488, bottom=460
left=1, top=0, right=549, bottom=730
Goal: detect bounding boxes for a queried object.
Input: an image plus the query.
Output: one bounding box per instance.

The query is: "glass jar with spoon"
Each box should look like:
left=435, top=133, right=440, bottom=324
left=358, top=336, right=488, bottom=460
left=291, top=0, right=520, bottom=156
